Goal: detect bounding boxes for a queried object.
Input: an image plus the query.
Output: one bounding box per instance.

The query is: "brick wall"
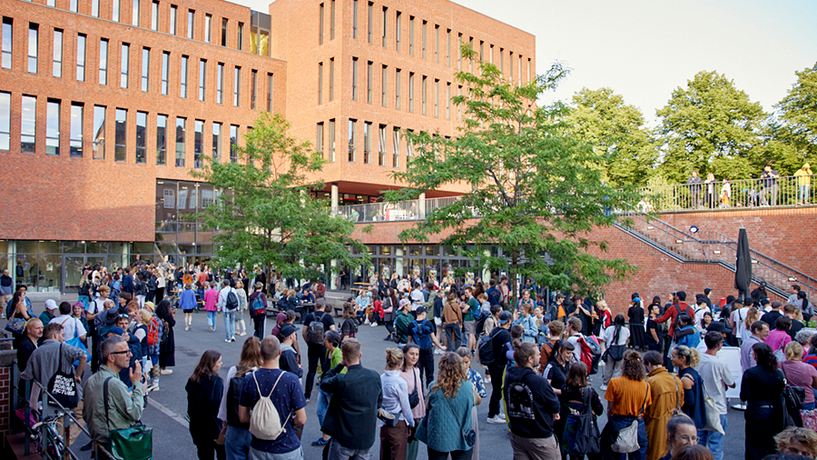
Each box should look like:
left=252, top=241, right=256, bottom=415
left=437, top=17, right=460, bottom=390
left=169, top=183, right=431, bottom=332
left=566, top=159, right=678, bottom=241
left=0, top=366, right=10, bottom=441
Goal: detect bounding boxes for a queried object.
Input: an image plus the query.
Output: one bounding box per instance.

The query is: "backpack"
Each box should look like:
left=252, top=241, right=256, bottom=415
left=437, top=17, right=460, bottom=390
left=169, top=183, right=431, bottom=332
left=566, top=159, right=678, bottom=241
left=147, top=318, right=160, bottom=346
left=249, top=371, right=291, bottom=441
left=252, top=296, right=266, bottom=316
left=672, top=304, right=693, bottom=334
left=475, top=311, right=490, bottom=336
left=225, top=289, right=239, bottom=311
left=576, top=334, right=602, bottom=375
left=341, top=318, right=358, bottom=338
left=540, top=338, right=562, bottom=369
left=306, top=313, right=327, bottom=345
left=478, top=328, right=499, bottom=366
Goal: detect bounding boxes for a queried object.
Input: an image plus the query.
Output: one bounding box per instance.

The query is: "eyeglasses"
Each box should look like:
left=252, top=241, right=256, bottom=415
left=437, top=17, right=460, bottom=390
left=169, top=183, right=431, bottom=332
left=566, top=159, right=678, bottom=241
left=677, top=434, right=699, bottom=443
left=110, top=350, right=131, bottom=355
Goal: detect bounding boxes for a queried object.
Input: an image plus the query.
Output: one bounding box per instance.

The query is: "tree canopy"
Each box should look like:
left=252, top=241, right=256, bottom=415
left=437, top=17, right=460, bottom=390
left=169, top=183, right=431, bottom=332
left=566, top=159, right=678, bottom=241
left=387, top=47, right=640, bottom=300
left=194, top=112, right=368, bottom=280
left=776, top=62, right=817, bottom=159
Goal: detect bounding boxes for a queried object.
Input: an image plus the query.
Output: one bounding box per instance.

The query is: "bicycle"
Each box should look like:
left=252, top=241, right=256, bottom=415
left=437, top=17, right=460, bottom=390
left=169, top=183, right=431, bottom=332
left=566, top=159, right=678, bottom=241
left=31, top=411, right=68, bottom=460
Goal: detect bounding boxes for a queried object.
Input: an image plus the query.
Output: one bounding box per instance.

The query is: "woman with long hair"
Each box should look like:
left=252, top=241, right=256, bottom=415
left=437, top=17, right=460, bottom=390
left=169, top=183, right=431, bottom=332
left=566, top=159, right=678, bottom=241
left=600, top=350, right=652, bottom=460
left=400, top=344, right=424, bottom=460
left=186, top=350, right=225, bottom=460
left=544, top=340, right=574, bottom=443
left=671, top=345, right=705, bottom=431
left=741, top=342, right=787, bottom=460
left=382, top=288, right=399, bottom=342
left=155, top=299, right=176, bottom=378
left=601, top=314, right=630, bottom=390
left=8, top=290, right=32, bottom=347
left=218, top=337, right=262, bottom=460
left=456, top=347, right=486, bottom=460
left=234, top=280, right=248, bottom=337
left=628, top=294, right=648, bottom=350
left=380, top=348, right=415, bottom=460
left=561, top=362, right=603, bottom=460
left=416, top=353, right=476, bottom=460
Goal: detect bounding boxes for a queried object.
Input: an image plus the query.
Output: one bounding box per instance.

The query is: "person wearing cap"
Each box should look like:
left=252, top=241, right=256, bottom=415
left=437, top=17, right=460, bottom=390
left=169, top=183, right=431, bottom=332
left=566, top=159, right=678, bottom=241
left=486, top=310, right=513, bottom=425
left=394, top=299, right=413, bottom=344
left=696, top=331, right=735, bottom=460
left=408, top=306, right=445, bottom=387
left=761, top=300, right=783, bottom=328
left=39, top=299, right=59, bottom=325
left=751, top=282, right=769, bottom=304
left=280, top=324, right=303, bottom=380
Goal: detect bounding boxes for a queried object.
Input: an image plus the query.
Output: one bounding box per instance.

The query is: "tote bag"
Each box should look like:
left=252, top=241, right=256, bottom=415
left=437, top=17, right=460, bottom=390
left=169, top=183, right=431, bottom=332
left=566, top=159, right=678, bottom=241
left=611, top=385, right=649, bottom=453
left=572, top=387, right=601, bottom=455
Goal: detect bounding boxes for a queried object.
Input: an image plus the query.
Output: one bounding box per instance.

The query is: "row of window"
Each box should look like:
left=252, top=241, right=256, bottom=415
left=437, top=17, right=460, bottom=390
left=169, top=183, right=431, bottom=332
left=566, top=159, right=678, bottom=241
left=320, top=1, right=533, bottom=84
left=28, top=0, right=271, bottom=57
left=1, top=19, right=274, bottom=110
left=0, top=91, right=251, bottom=167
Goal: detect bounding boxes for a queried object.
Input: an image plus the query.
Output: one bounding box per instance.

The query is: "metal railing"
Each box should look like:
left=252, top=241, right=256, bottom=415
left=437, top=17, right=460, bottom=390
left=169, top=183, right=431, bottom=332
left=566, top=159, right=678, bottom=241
left=334, top=199, right=422, bottom=223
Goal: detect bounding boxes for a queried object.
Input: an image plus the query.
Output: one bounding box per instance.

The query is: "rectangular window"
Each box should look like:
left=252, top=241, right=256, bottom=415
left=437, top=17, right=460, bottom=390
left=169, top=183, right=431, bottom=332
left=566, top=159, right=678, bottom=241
left=316, top=122, right=324, bottom=158
left=52, top=29, right=62, bottom=78
left=0, top=92, right=7, bottom=151
left=113, top=0, right=120, bottom=22
left=317, top=62, right=323, bottom=104
left=509, top=51, right=513, bottom=81
left=479, top=41, right=484, bottom=62
left=351, top=58, right=358, bottom=101
left=136, top=111, right=146, bottom=163
left=366, top=1, right=372, bottom=43
left=352, top=0, right=358, bottom=39
left=194, top=119, right=203, bottom=168
left=92, top=0, right=99, bottom=17
left=187, top=10, right=194, bottom=39
left=170, top=5, right=177, bottom=35
left=381, top=7, right=387, bottom=47
left=378, top=124, right=386, bottom=166
left=175, top=116, right=185, bottom=166
left=381, top=65, right=387, bottom=107
left=120, top=43, right=129, bottom=89
left=329, top=0, right=335, bottom=40
left=251, top=69, right=257, bottom=109
left=151, top=2, right=159, bottom=31
left=180, top=55, right=188, bottom=97
left=76, top=34, right=85, bottom=81
left=392, top=127, right=399, bottom=168
left=408, top=72, right=414, bottom=113
left=70, top=103, right=83, bottom=157
left=528, top=58, right=531, bottom=83
left=70, top=0, right=78, bottom=12
left=216, top=63, right=224, bottom=103
left=156, top=113, right=167, bottom=164
left=2, top=18, right=12, bottom=70
left=198, top=59, right=206, bottom=101
left=422, top=75, right=427, bottom=115
left=363, top=121, right=370, bottom=164
left=421, top=20, right=427, bottom=59
left=28, top=24, right=38, bottom=74
left=221, top=18, right=228, bottom=46
left=434, top=79, right=439, bottom=118
left=395, top=12, right=401, bottom=51
left=446, top=29, right=451, bottom=66
left=267, top=73, right=273, bottom=111
left=46, top=100, right=60, bottom=155
left=409, top=16, right=414, bottom=55
left=329, top=58, right=334, bottom=101
left=212, top=122, right=221, bottom=162
left=132, top=0, right=140, bottom=26
left=469, top=37, right=473, bottom=73
left=233, top=66, right=241, bottom=106
left=328, top=119, right=335, bottom=162
left=458, top=34, right=463, bottom=70
left=229, top=124, right=238, bottom=162
left=99, top=39, right=108, bottom=84
left=318, top=3, right=324, bottom=45
left=141, top=47, right=150, bottom=92
left=115, top=108, right=127, bottom=161
left=237, top=22, right=243, bottom=50
left=161, top=51, right=169, bottom=95
left=347, top=119, right=356, bottom=162
left=490, top=44, right=494, bottom=64
left=446, top=82, right=451, bottom=120
left=406, top=128, right=413, bottom=163
left=458, top=85, right=462, bottom=122
left=434, top=25, right=439, bottom=63
left=366, top=61, right=372, bottom=104
left=395, top=68, right=401, bottom=110
left=500, top=48, right=503, bottom=75
left=204, top=14, right=211, bottom=43
left=21, top=95, right=36, bottom=153
left=93, top=105, right=105, bottom=159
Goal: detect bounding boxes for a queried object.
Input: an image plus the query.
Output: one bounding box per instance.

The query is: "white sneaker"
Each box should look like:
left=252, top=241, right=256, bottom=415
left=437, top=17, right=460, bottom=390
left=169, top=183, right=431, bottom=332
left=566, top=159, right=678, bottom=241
left=370, top=322, right=378, bottom=327
left=434, top=348, right=444, bottom=355
left=486, top=415, right=505, bottom=425
left=364, top=319, right=370, bottom=325
left=498, top=412, right=506, bottom=421
left=600, top=384, right=608, bottom=391
left=160, top=369, right=173, bottom=375
left=146, top=383, right=159, bottom=393
left=225, top=339, right=232, bottom=343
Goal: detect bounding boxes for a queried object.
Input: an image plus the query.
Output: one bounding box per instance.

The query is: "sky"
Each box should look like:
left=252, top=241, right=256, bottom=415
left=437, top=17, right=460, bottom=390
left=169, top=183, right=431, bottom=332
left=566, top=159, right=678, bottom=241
left=241, top=0, right=817, bottom=126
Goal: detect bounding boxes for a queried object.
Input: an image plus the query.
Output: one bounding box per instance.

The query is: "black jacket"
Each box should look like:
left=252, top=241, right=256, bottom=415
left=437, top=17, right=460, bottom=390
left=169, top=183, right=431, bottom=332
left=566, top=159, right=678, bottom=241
left=185, top=375, right=224, bottom=442
left=505, top=365, right=560, bottom=438
left=320, top=363, right=383, bottom=450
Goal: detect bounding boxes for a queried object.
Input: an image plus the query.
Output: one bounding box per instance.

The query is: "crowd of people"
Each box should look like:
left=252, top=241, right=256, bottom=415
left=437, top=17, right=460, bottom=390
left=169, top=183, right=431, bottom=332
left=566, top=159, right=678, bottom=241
left=7, top=261, right=817, bottom=460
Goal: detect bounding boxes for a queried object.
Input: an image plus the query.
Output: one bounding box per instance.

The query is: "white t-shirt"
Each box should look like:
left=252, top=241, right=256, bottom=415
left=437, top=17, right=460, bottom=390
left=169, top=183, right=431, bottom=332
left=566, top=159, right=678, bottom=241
left=602, top=325, right=630, bottom=347
left=696, top=352, right=735, bottom=415
left=731, top=307, right=751, bottom=343
left=694, top=305, right=711, bottom=328
left=88, top=298, right=106, bottom=316
left=53, top=314, right=87, bottom=340
left=567, top=333, right=582, bottom=363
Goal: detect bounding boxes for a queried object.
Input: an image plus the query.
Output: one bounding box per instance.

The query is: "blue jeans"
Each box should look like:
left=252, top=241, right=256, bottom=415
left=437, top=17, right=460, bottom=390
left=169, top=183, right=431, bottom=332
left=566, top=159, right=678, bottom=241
left=601, top=415, right=647, bottom=460
left=327, top=438, right=371, bottom=460
left=800, top=185, right=811, bottom=203
left=317, top=389, right=332, bottom=427
left=225, top=425, right=252, bottom=460
left=224, top=310, right=236, bottom=339
left=249, top=446, right=302, bottom=460
left=207, top=311, right=218, bottom=330
left=445, top=323, right=462, bottom=351
left=698, top=414, right=728, bottom=460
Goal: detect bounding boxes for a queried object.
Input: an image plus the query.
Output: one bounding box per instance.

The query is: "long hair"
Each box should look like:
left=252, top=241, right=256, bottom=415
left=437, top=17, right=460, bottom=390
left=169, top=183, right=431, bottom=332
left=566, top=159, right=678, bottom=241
left=388, top=288, right=399, bottom=312
left=621, top=350, right=646, bottom=381
left=799, top=291, right=810, bottom=318
left=431, top=352, right=467, bottom=400
left=190, top=350, right=221, bottom=383
left=155, top=300, right=172, bottom=318
left=565, top=362, right=589, bottom=388
left=401, top=343, right=420, bottom=372
left=745, top=307, right=760, bottom=330
left=10, top=291, right=25, bottom=316
left=612, top=314, right=625, bottom=344
left=236, top=337, right=263, bottom=378
left=753, top=342, right=778, bottom=371
left=670, top=445, right=714, bottom=460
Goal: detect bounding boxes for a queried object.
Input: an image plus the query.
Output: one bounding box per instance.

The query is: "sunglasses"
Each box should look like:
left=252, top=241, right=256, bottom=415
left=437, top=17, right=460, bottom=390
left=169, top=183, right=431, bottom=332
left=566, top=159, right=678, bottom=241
left=110, top=350, right=131, bottom=355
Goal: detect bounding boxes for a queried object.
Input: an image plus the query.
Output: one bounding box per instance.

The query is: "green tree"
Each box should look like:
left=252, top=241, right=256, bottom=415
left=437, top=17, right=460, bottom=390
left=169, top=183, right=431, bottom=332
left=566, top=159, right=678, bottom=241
left=387, top=49, right=639, bottom=301
left=566, top=87, right=657, bottom=186
left=656, top=70, right=767, bottom=182
left=776, top=62, right=817, bottom=159
left=194, top=112, right=368, bottom=281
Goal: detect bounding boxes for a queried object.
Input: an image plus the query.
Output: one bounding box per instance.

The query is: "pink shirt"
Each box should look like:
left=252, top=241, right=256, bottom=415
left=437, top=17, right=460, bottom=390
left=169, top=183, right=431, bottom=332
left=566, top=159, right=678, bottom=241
left=399, top=367, right=425, bottom=420
left=765, top=329, right=792, bottom=354
left=203, top=288, right=219, bottom=311
left=780, top=360, right=817, bottom=404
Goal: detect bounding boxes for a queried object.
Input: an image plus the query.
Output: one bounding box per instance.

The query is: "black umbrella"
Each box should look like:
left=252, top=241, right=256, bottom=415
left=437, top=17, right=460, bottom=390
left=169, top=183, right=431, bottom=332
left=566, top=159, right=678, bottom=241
left=735, top=227, right=752, bottom=304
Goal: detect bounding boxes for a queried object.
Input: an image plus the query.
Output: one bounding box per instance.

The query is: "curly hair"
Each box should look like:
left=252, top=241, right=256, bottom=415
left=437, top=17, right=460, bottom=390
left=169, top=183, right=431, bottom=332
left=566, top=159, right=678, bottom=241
left=431, top=352, right=468, bottom=400
left=673, top=345, right=700, bottom=368
left=621, top=350, right=646, bottom=381
left=775, top=426, right=817, bottom=457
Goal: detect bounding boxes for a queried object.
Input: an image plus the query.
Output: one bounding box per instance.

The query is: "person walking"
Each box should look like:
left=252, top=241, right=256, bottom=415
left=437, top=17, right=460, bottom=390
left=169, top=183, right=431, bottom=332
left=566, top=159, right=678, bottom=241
left=486, top=311, right=512, bottom=425
left=218, top=336, right=262, bottom=460
left=248, top=282, right=269, bottom=339
left=234, top=280, right=248, bottom=337
left=186, top=350, right=225, bottom=460
left=696, top=332, right=735, bottom=460
left=643, top=351, right=684, bottom=460
left=180, top=282, right=198, bottom=330
left=741, top=342, right=788, bottom=460
left=302, top=300, right=336, bottom=402
left=443, top=292, right=464, bottom=352
left=600, top=350, right=652, bottom=460
left=601, top=314, right=630, bottom=390
left=218, top=280, right=239, bottom=342
left=416, top=352, right=477, bottom=460
left=379, top=348, right=415, bottom=460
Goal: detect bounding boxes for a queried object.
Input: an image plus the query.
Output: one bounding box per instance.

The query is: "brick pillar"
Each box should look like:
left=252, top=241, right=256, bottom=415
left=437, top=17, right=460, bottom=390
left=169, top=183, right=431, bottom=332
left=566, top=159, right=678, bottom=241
left=0, top=365, right=11, bottom=442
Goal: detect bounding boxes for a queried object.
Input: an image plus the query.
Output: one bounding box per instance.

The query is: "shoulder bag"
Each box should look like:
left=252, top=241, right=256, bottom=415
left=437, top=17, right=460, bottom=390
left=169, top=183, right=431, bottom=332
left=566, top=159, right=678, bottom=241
left=701, top=380, right=725, bottom=434
left=408, top=368, right=420, bottom=409
left=781, top=365, right=805, bottom=427
left=104, top=377, right=153, bottom=460
left=611, top=384, right=649, bottom=453
left=572, top=387, right=601, bottom=455
left=47, top=343, right=80, bottom=409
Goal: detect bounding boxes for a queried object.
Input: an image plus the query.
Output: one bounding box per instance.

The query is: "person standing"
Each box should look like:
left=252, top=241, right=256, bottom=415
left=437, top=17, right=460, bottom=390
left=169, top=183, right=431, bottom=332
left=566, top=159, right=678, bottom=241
left=379, top=348, right=415, bottom=460
left=456, top=347, right=487, bottom=460
left=302, top=301, right=336, bottom=402
left=779, top=341, right=817, bottom=415
left=486, top=311, right=513, bottom=425
left=400, top=344, right=425, bottom=460
left=687, top=171, right=703, bottom=208
left=505, top=342, right=561, bottom=460
left=218, top=336, right=262, bottom=460
left=671, top=346, right=705, bottom=432
left=601, top=314, right=630, bottom=391
left=312, top=331, right=344, bottom=448
left=248, top=282, right=269, bottom=340
left=320, top=338, right=383, bottom=460
left=600, top=351, right=652, bottom=460
left=409, top=306, right=446, bottom=387
left=795, top=163, right=813, bottom=204
left=628, top=296, right=648, bottom=350
left=657, top=417, right=700, bottom=460
left=513, top=297, right=539, bottom=343
left=741, top=342, right=787, bottom=460
left=443, top=292, right=464, bottom=352
left=696, top=332, right=735, bottom=460
left=0, top=269, right=13, bottom=311
left=643, top=351, right=684, bottom=460
left=560, top=362, right=604, bottom=460
left=760, top=164, right=780, bottom=206
left=186, top=350, right=225, bottom=460
left=218, top=280, right=239, bottom=342
left=234, top=280, right=248, bottom=337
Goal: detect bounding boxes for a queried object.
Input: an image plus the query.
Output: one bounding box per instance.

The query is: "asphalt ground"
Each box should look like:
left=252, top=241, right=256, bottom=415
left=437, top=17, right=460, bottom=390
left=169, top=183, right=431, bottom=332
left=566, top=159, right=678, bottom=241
left=6, top=299, right=749, bottom=459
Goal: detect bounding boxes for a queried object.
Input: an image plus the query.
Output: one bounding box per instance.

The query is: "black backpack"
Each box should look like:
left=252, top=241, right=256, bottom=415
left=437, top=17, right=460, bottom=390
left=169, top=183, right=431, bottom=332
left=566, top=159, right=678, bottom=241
left=475, top=310, right=490, bottom=336
left=478, top=328, right=500, bottom=366
left=306, top=313, right=327, bottom=345
left=225, top=289, right=239, bottom=310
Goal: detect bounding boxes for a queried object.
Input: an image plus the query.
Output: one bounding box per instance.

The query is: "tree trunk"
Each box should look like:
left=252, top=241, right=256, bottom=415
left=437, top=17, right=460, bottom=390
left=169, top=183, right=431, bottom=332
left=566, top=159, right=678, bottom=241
left=510, top=252, right=519, bottom=308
